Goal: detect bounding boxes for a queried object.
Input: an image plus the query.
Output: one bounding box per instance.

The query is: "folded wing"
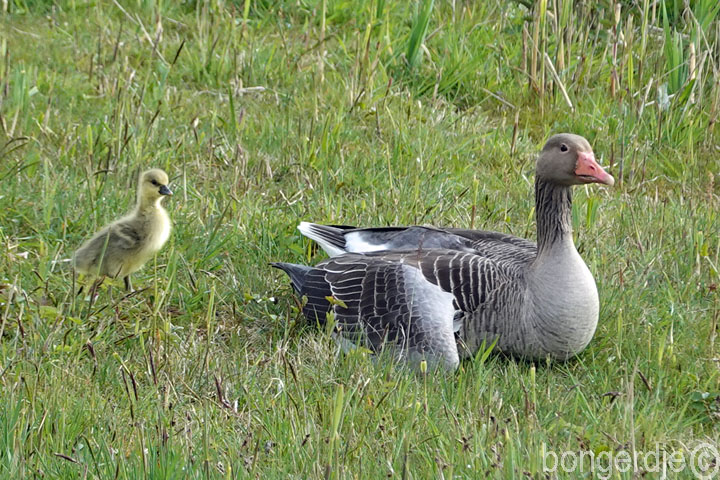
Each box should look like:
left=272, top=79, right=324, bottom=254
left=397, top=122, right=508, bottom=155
left=274, top=248, right=519, bottom=369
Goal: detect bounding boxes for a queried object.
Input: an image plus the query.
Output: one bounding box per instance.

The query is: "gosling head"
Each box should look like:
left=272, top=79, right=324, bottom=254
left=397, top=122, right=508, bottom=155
left=138, top=168, right=173, bottom=206
left=536, top=133, right=614, bottom=187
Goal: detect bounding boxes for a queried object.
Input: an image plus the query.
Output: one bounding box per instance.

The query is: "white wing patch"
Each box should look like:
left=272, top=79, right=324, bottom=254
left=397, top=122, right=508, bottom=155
left=345, top=232, right=389, bottom=254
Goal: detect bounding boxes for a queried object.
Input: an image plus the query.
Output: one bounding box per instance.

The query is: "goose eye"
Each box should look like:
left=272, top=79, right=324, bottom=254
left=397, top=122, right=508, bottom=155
left=150, top=179, right=158, bottom=186
left=560, top=144, right=569, bottom=152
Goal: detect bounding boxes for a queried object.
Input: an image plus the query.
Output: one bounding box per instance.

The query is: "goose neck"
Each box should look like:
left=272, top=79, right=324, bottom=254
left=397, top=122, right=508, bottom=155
left=535, top=178, right=573, bottom=254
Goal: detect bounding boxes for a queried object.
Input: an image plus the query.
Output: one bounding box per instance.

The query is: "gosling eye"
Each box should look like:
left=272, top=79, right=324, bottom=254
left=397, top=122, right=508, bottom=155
left=150, top=179, right=159, bottom=186
left=560, top=144, right=569, bottom=152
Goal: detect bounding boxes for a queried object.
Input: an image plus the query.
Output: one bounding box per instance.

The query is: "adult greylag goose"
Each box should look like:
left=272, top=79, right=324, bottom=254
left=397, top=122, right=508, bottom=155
left=273, top=134, right=613, bottom=369
left=74, top=168, right=173, bottom=292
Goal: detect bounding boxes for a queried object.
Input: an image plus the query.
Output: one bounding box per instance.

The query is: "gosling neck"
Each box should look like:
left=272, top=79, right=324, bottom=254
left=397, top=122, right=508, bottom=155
left=534, top=176, right=573, bottom=255
left=136, top=194, right=165, bottom=214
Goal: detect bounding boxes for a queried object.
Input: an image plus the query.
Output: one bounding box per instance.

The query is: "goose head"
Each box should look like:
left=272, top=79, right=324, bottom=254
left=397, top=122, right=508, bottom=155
left=138, top=169, right=173, bottom=206
left=536, top=133, right=614, bottom=187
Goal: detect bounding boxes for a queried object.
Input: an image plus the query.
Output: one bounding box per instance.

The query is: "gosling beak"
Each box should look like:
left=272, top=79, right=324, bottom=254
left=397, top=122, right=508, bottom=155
left=159, top=185, right=173, bottom=196
left=575, top=151, right=615, bottom=186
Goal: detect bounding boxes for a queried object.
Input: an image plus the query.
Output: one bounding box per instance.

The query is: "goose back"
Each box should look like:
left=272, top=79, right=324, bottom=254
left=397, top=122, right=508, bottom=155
left=299, top=222, right=536, bottom=269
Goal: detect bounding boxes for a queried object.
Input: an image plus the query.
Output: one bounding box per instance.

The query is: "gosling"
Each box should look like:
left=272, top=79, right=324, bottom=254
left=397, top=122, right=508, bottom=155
left=74, top=168, right=173, bottom=292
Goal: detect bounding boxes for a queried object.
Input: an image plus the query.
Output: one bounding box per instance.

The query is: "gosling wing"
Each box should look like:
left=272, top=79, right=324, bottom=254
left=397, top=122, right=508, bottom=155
left=74, top=221, right=143, bottom=277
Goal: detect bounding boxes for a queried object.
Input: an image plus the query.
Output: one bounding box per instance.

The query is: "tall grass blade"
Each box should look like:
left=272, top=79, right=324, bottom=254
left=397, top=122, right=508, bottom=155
left=406, top=0, right=434, bottom=70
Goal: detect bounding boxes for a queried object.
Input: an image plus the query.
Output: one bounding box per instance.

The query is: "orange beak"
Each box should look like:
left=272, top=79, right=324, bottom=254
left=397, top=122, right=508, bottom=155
left=575, top=152, right=615, bottom=186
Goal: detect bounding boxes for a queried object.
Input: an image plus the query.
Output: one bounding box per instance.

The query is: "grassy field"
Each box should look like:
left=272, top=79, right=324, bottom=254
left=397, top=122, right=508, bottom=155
left=1, top=0, right=719, bottom=478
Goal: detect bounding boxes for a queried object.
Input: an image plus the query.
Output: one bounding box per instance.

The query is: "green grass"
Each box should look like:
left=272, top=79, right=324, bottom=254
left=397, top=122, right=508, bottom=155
left=1, top=0, right=719, bottom=478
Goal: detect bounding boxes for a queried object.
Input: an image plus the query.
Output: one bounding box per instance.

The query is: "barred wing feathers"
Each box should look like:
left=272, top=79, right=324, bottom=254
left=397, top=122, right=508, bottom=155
left=275, top=249, right=522, bottom=368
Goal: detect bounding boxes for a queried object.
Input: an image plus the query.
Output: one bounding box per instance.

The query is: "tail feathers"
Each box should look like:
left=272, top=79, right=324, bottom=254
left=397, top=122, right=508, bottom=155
left=297, top=222, right=350, bottom=257
left=271, top=262, right=313, bottom=293
left=271, top=261, right=333, bottom=324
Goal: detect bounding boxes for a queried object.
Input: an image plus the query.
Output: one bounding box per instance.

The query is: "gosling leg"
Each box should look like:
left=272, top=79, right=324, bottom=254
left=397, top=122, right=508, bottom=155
left=123, top=276, right=132, bottom=292
left=89, top=278, right=104, bottom=297
left=86, top=277, right=104, bottom=315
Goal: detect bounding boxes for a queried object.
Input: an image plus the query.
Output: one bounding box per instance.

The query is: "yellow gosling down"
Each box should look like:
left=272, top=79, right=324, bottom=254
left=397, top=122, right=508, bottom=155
left=73, top=169, right=173, bottom=292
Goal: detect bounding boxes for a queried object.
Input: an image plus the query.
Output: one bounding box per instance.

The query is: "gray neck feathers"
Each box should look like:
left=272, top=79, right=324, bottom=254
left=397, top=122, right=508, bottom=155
left=534, top=177, right=573, bottom=253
